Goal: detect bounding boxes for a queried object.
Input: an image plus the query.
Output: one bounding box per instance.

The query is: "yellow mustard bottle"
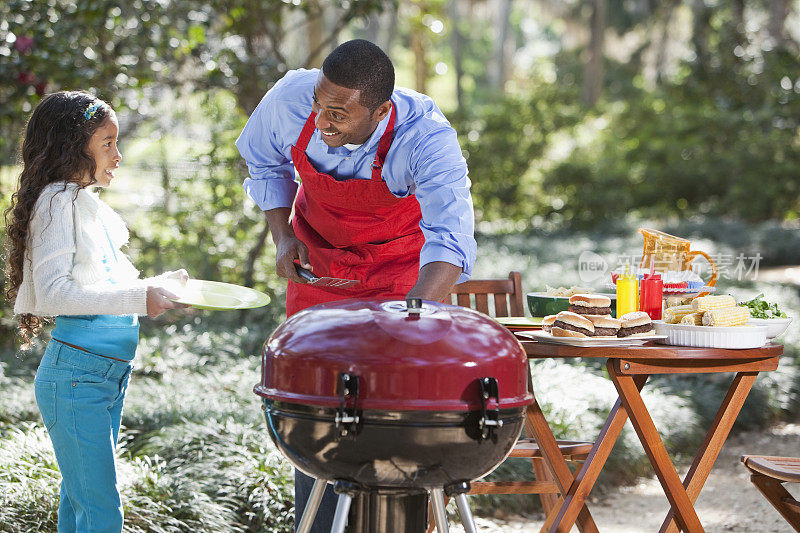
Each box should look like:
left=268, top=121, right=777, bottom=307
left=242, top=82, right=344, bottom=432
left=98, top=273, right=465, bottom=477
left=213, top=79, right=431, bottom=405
left=616, top=263, right=639, bottom=317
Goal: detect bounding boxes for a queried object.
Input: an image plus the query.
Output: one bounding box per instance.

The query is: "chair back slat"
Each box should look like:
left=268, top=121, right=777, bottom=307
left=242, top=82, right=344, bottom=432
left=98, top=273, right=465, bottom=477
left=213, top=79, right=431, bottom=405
left=456, top=293, right=472, bottom=309
left=449, top=272, right=524, bottom=318
left=493, top=293, right=509, bottom=317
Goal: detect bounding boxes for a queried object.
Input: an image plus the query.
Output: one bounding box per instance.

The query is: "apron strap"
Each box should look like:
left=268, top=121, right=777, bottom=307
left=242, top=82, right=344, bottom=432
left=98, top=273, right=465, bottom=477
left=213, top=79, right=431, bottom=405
left=295, top=111, right=319, bottom=153
left=371, top=102, right=396, bottom=181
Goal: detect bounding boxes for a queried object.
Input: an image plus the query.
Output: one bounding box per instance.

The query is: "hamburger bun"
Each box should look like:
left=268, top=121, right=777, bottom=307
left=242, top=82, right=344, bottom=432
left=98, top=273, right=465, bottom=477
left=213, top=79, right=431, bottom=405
left=619, top=311, right=652, bottom=328
left=617, top=311, right=655, bottom=337
left=586, top=315, right=622, bottom=328
left=586, top=315, right=622, bottom=337
left=551, top=326, right=589, bottom=338
left=568, top=294, right=612, bottom=316
left=551, top=311, right=595, bottom=336
left=542, top=315, right=558, bottom=332
left=554, top=311, right=594, bottom=330
left=569, top=294, right=612, bottom=307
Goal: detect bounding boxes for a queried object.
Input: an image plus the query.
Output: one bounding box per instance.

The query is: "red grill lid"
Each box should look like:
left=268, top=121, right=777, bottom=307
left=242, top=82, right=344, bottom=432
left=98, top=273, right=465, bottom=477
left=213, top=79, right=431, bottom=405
left=255, top=298, right=533, bottom=411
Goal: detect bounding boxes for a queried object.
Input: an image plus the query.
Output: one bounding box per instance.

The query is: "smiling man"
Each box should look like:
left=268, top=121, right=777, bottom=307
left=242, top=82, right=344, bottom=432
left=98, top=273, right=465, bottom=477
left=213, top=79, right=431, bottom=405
left=235, top=40, right=476, bottom=528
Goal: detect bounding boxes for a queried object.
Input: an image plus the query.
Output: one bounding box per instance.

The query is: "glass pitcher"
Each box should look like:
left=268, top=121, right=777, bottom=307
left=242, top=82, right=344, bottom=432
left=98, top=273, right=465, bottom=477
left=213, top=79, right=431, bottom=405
left=638, top=228, right=718, bottom=296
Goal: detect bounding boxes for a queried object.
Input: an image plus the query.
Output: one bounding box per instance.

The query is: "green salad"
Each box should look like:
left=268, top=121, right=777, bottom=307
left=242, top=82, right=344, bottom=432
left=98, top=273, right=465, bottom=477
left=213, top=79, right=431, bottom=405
left=740, top=293, right=788, bottom=319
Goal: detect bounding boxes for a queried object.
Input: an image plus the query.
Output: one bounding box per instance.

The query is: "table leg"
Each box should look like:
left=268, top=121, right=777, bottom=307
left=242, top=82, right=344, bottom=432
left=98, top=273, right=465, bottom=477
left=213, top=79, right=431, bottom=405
left=525, top=399, right=599, bottom=533
left=539, top=374, right=648, bottom=533
left=608, top=361, right=704, bottom=533
left=658, top=372, right=758, bottom=533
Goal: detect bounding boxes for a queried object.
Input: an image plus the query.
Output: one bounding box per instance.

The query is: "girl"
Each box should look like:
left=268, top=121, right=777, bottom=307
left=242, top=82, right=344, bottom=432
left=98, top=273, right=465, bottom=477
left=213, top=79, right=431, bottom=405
left=3, top=91, right=188, bottom=532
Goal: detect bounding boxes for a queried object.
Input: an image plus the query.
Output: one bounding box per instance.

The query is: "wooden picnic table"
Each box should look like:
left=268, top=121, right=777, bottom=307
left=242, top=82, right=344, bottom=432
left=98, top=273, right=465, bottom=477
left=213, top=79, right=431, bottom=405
left=517, top=338, right=783, bottom=533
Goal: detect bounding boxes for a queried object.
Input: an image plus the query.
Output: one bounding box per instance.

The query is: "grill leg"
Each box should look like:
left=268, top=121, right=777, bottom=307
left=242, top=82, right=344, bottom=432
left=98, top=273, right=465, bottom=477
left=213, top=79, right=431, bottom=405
left=296, top=478, right=328, bottom=533
left=454, top=494, right=477, bottom=533
left=331, top=493, right=353, bottom=533
left=430, top=488, right=449, bottom=533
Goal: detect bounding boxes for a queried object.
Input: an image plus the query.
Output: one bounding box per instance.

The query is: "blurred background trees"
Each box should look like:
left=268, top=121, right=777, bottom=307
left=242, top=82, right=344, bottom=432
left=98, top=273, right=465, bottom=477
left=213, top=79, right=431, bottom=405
left=1, top=0, right=798, bottom=333
left=2, top=2, right=800, bottom=527
left=2, top=0, right=798, bottom=225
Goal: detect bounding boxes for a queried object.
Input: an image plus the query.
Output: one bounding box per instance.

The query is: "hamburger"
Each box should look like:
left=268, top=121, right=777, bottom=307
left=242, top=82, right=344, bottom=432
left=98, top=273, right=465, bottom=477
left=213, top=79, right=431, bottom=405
left=569, top=294, right=612, bottom=316
left=541, top=315, right=557, bottom=333
left=551, top=311, right=595, bottom=337
left=617, top=311, right=655, bottom=337
left=586, top=315, right=621, bottom=337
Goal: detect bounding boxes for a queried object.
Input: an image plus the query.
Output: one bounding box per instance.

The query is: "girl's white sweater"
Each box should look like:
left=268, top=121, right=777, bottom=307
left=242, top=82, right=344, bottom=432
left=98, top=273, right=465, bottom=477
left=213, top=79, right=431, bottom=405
left=13, top=181, right=149, bottom=317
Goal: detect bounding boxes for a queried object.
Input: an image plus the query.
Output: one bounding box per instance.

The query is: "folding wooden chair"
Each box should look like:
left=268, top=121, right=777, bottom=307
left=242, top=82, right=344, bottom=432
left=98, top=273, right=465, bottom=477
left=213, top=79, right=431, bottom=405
left=426, top=272, right=597, bottom=532
left=741, top=454, right=800, bottom=530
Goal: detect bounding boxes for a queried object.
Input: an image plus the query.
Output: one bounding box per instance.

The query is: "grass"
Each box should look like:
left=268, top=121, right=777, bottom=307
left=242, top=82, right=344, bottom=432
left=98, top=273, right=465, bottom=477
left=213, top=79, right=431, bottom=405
left=2, top=216, right=800, bottom=528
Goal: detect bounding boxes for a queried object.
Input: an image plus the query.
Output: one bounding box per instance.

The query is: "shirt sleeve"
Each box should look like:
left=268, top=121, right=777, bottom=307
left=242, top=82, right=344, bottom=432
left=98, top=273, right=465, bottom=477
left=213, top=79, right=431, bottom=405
left=29, top=194, right=148, bottom=316
left=236, top=88, right=299, bottom=211
left=409, top=124, right=477, bottom=283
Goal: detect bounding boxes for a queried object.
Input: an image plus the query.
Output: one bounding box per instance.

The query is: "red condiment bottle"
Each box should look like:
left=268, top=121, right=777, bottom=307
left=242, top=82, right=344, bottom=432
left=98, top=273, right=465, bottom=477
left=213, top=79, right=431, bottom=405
left=639, top=273, right=663, bottom=320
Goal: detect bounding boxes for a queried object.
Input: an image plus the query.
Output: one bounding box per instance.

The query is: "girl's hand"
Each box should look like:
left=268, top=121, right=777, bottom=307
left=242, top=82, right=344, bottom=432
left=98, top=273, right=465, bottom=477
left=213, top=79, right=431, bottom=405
left=146, top=286, right=189, bottom=318
left=157, top=269, right=190, bottom=285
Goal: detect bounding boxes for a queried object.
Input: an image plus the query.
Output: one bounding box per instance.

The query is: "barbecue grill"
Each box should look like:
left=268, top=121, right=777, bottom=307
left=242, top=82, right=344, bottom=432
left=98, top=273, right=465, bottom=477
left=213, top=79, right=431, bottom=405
left=255, top=298, right=533, bottom=532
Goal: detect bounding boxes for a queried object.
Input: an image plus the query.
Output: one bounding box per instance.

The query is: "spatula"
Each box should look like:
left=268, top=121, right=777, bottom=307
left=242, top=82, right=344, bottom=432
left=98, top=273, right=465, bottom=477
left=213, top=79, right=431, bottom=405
left=295, top=264, right=360, bottom=289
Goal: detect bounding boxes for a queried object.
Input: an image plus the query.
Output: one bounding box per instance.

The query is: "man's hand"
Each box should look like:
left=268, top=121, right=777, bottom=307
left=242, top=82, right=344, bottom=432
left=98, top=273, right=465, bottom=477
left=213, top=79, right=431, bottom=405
left=406, top=262, right=463, bottom=302
left=265, top=207, right=312, bottom=284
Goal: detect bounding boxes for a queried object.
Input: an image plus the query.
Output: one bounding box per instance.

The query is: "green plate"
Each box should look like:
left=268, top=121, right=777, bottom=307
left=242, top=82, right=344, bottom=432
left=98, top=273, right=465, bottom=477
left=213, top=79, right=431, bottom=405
left=495, top=316, right=545, bottom=328
left=166, top=279, right=270, bottom=311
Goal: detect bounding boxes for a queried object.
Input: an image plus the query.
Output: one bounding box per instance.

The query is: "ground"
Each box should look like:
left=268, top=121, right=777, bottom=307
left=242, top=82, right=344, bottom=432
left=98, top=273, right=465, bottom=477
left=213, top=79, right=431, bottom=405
left=451, top=423, right=800, bottom=532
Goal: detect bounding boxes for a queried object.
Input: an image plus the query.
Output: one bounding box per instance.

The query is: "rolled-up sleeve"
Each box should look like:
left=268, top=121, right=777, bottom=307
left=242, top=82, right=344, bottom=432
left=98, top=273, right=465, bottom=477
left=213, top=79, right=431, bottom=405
left=410, top=125, right=477, bottom=283
left=236, top=90, right=298, bottom=211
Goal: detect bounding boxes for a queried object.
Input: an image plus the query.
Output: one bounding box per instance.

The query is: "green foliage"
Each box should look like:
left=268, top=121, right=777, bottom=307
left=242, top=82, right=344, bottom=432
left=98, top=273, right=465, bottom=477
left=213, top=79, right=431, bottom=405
left=0, top=424, right=60, bottom=530
left=451, top=80, right=584, bottom=221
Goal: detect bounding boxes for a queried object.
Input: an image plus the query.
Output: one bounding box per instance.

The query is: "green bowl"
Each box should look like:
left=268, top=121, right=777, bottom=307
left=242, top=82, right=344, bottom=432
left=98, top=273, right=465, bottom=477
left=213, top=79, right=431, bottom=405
left=527, top=292, right=618, bottom=318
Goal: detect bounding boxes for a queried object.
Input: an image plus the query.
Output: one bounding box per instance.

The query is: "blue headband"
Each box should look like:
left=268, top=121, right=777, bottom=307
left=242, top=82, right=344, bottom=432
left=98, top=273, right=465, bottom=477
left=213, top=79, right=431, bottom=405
left=83, top=102, right=102, bottom=121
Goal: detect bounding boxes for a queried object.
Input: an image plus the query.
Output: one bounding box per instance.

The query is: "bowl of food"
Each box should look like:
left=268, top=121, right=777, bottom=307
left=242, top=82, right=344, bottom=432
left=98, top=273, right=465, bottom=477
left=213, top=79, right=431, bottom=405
left=527, top=293, right=571, bottom=317
left=528, top=286, right=617, bottom=317
left=740, top=293, right=791, bottom=339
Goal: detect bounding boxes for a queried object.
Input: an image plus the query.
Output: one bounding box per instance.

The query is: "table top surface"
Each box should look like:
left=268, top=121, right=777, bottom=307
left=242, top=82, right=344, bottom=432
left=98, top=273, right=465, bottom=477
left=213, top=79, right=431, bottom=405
left=518, top=338, right=784, bottom=360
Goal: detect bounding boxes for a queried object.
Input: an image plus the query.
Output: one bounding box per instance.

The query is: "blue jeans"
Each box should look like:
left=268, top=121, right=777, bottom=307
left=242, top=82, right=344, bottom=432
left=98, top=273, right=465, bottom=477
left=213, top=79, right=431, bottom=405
left=34, top=340, right=134, bottom=533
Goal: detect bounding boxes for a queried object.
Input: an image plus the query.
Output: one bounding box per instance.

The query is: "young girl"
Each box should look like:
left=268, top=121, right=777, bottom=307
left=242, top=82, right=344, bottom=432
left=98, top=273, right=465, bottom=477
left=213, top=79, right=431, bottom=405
left=4, top=91, right=188, bottom=532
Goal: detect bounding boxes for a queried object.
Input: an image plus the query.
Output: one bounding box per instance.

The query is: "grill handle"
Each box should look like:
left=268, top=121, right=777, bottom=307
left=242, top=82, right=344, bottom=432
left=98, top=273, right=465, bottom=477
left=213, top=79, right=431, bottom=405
left=478, top=377, right=503, bottom=441
left=335, top=373, right=360, bottom=439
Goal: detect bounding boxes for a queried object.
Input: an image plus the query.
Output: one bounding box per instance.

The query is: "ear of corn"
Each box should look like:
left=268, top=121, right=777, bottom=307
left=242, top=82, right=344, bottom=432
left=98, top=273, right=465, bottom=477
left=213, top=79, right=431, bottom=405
left=692, top=295, right=737, bottom=312
left=681, top=312, right=705, bottom=325
left=664, top=305, right=695, bottom=324
left=701, top=306, right=750, bottom=327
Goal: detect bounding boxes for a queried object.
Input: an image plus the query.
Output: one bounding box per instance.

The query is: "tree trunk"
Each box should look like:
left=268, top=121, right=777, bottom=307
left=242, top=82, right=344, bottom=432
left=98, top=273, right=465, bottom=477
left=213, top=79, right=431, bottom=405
left=488, top=0, right=513, bottom=92
left=411, top=24, right=427, bottom=94
left=768, top=0, right=789, bottom=50
left=243, top=220, right=271, bottom=288
left=582, top=0, right=606, bottom=106
left=654, top=0, right=678, bottom=86
left=691, top=0, right=711, bottom=75
left=306, top=0, right=326, bottom=68
left=449, top=0, right=465, bottom=110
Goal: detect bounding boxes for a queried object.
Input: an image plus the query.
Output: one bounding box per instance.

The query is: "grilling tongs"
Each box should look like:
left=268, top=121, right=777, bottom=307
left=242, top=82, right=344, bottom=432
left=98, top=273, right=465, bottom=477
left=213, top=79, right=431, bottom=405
left=294, top=264, right=360, bottom=289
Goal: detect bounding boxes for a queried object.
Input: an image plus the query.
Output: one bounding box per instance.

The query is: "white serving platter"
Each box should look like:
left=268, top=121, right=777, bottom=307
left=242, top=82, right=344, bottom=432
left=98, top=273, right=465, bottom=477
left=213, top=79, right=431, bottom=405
left=653, top=321, right=768, bottom=349
left=747, top=317, right=792, bottom=339
left=518, top=330, right=666, bottom=347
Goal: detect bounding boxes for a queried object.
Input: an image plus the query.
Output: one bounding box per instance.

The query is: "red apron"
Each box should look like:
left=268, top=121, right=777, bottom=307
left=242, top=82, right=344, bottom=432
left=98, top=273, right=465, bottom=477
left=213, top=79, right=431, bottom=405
left=286, top=103, right=424, bottom=316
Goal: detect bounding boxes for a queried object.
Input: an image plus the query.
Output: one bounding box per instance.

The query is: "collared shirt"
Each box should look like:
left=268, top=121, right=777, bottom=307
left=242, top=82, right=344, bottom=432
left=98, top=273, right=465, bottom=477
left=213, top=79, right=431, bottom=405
left=235, top=68, right=476, bottom=282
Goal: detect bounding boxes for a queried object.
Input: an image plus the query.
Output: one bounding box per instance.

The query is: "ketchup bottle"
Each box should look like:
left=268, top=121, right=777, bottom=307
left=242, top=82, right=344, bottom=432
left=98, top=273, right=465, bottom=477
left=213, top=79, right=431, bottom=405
left=639, top=273, right=663, bottom=320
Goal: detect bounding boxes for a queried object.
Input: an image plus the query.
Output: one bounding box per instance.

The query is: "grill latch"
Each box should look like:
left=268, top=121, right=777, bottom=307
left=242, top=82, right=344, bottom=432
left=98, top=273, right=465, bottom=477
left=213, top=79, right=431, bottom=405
left=478, top=377, right=503, bottom=440
left=335, top=373, right=360, bottom=439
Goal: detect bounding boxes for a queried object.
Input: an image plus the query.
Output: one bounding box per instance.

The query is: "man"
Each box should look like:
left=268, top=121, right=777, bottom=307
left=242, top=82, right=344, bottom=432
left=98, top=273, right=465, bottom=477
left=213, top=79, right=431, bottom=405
left=236, top=39, right=476, bottom=531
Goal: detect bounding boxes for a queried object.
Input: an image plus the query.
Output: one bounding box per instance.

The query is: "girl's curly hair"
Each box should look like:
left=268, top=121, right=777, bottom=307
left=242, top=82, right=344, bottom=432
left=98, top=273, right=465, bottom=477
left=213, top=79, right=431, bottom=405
left=3, top=90, right=112, bottom=348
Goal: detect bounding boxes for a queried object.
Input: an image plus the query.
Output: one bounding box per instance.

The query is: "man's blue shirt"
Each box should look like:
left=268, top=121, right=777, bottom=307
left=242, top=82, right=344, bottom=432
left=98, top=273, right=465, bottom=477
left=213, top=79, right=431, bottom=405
left=236, top=68, right=476, bottom=282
